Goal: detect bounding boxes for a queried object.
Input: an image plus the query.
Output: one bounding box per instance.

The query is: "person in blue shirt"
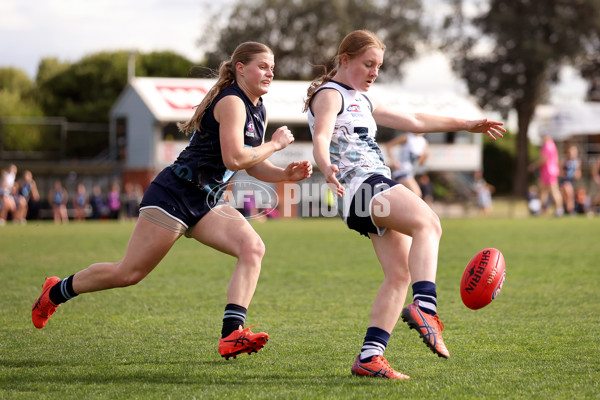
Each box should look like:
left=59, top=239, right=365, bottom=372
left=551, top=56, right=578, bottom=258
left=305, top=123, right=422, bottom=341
left=32, top=42, right=312, bottom=360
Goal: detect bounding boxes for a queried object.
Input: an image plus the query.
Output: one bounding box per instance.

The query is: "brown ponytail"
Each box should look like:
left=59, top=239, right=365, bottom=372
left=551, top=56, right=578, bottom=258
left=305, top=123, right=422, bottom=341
left=302, top=58, right=339, bottom=113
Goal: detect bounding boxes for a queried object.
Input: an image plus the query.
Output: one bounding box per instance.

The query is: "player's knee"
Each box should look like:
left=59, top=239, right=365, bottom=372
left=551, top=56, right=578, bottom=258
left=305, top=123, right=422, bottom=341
left=112, top=264, right=147, bottom=288
left=420, top=209, right=442, bottom=239
left=390, top=266, right=411, bottom=287
left=239, top=235, right=265, bottom=263
left=117, top=273, right=145, bottom=288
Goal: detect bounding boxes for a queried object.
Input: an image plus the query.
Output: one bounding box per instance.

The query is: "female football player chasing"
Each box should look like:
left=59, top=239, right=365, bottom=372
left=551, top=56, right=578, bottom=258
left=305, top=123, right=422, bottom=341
left=32, top=42, right=312, bottom=360
left=305, top=30, right=504, bottom=379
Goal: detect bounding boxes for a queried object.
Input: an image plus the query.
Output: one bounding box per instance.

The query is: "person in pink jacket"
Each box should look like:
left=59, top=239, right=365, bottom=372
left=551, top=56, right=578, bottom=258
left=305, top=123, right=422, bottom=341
left=529, top=134, right=563, bottom=216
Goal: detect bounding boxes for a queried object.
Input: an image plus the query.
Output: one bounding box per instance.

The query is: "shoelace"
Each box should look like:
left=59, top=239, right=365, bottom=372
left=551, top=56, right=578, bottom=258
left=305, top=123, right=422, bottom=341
left=374, top=356, right=392, bottom=370
left=241, top=324, right=259, bottom=335
left=432, top=315, right=445, bottom=331
left=236, top=324, right=267, bottom=340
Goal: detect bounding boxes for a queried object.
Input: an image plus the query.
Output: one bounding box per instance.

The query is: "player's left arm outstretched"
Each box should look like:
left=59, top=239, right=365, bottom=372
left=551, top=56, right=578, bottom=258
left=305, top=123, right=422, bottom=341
left=372, top=101, right=505, bottom=141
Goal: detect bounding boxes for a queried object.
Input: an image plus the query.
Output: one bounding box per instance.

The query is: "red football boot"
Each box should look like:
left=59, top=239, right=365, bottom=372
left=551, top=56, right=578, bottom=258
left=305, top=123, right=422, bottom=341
left=401, top=301, right=450, bottom=358
left=218, top=325, right=269, bottom=360
left=32, top=277, right=61, bottom=329
left=351, top=355, right=410, bottom=380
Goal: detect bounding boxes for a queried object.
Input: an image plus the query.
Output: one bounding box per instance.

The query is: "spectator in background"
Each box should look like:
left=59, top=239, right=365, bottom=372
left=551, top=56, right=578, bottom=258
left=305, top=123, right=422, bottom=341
left=559, top=144, right=581, bottom=215
left=574, top=187, right=591, bottom=215
left=1, top=168, right=17, bottom=225
left=3, top=164, right=17, bottom=190
left=529, top=134, right=563, bottom=217
left=123, top=182, right=142, bottom=220
left=592, top=158, right=600, bottom=214
left=73, top=183, right=89, bottom=221
left=89, top=185, right=106, bottom=220
left=19, top=170, right=40, bottom=220
left=472, top=170, right=494, bottom=217
left=107, top=183, right=121, bottom=220
left=49, top=180, right=69, bottom=224
left=1, top=164, right=28, bottom=225
left=10, top=182, right=28, bottom=224
left=417, top=174, right=434, bottom=207
left=527, top=185, right=542, bottom=216
left=385, top=132, right=429, bottom=198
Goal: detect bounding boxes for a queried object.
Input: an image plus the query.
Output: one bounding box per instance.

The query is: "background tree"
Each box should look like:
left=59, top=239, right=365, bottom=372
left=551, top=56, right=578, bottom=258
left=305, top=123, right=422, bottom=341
left=443, top=0, right=600, bottom=195
left=139, top=51, right=198, bottom=78
left=0, top=67, right=44, bottom=151
left=577, top=42, right=600, bottom=102
left=36, top=51, right=197, bottom=123
left=199, top=0, right=428, bottom=80
left=36, top=51, right=131, bottom=123
left=30, top=51, right=196, bottom=157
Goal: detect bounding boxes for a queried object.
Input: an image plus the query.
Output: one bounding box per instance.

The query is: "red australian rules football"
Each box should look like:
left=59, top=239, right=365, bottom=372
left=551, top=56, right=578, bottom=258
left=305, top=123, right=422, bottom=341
left=460, top=248, right=506, bottom=310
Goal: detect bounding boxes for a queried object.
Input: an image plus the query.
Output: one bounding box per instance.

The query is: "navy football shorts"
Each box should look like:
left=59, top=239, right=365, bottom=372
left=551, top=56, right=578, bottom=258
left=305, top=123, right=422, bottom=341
left=139, top=168, right=220, bottom=231
left=345, top=174, right=398, bottom=238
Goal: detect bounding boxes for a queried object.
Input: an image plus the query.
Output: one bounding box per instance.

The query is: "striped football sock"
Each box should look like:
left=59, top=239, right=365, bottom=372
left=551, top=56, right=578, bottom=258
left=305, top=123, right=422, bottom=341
left=413, top=280, right=438, bottom=316
left=48, top=275, right=79, bottom=305
left=359, top=326, right=391, bottom=362
left=221, top=303, right=247, bottom=338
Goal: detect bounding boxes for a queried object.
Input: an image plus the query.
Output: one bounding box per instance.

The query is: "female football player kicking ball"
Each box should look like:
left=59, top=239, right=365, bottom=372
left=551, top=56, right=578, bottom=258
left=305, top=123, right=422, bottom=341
left=32, top=41, right=312, bottom=360
left=305, top=30, right=504, bottom=379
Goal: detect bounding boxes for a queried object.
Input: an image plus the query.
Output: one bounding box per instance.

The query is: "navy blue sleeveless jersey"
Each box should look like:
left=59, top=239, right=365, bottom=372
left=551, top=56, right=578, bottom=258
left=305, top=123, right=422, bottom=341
left=169, top=81, right=266, bottom=195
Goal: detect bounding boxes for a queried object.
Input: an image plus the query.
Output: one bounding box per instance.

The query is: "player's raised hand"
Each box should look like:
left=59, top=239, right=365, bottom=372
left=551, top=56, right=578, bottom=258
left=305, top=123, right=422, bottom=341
left=271, top=126, right=295, bottom=150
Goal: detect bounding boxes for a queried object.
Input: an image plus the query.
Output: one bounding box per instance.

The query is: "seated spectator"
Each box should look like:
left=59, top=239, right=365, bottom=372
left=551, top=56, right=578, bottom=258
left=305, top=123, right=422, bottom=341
left=10, top=182, right=28, bottom=224
left=1, top=166, right=18, bottom=225
left=574, top=187, right=591, bottom=215
left=0, top=170, right=17, bottom=225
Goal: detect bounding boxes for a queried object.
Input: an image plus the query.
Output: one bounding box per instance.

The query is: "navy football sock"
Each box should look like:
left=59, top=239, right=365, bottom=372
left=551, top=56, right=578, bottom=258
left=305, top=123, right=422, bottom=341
left=359, top=326, right=390, bottom=362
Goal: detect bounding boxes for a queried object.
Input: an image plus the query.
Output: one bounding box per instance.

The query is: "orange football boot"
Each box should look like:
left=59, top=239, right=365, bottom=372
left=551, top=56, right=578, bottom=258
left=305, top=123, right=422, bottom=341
left=351, top=355, right=410, bottom=380
left=32, top=276, right=61, bottom=329
left=218, top=325, right=269, bottom=360
left=401, top=301, right=450, bottom=359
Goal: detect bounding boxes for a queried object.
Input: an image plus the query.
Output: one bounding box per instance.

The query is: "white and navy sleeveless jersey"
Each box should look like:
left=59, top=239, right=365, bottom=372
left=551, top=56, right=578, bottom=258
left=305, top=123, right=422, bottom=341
left=170, top=81, right=265, bottom=197
left=397, top=133, right=427, bottom=178
left=308, top=80, right=390, bottom=210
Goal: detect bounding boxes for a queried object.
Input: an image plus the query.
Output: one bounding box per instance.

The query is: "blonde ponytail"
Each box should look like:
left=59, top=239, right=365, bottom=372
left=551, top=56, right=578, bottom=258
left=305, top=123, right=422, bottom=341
left=178, top=42, right=273, bottom=136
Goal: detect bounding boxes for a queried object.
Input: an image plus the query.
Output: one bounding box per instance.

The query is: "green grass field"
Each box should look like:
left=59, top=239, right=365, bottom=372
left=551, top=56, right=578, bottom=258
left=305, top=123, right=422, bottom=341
left=1, top=217, right=599, bottom=399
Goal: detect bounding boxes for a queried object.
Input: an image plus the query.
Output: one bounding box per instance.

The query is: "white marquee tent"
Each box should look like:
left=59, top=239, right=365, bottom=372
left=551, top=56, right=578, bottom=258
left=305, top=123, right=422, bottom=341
left=531, top=102, right=600, bottom=142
